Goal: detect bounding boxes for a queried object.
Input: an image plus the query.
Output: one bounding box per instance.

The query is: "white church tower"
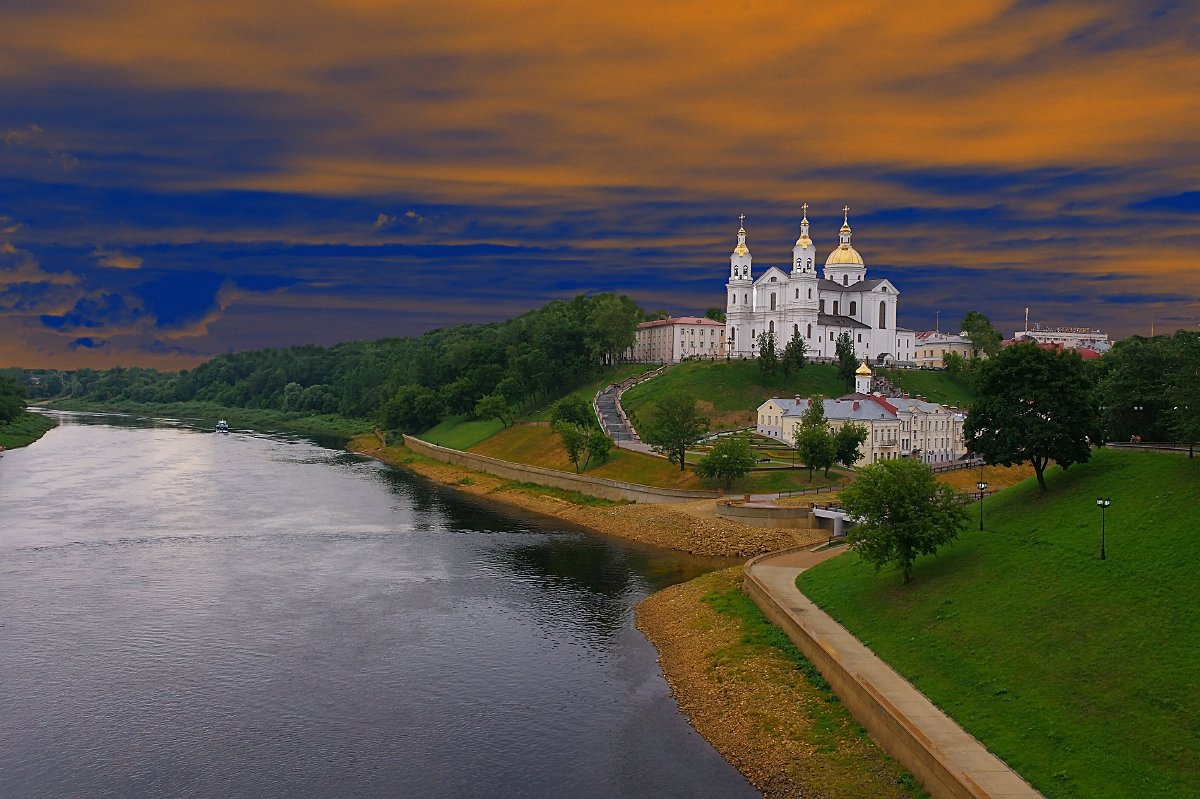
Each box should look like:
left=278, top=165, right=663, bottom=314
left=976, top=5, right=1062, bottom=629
left=785, top=203, right=820, bottom=339
left=726, top=214, right=753, bottom=356
left=823, top=205, right=867, bottom=287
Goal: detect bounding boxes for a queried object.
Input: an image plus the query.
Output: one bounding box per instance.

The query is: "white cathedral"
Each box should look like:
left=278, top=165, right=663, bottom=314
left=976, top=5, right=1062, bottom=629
left=725, top=206, right=914, bottom=364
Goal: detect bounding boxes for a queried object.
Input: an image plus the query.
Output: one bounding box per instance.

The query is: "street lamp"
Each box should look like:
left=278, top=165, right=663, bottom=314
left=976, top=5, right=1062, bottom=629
left=977, top=480, right=988, bottom=530
left=1096, top=497, right=1112, bottom=560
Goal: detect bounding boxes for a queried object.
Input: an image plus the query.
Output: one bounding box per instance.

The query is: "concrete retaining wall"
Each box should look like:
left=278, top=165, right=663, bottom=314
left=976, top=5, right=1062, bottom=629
left=744, top=551, right=1000, bottom=799
left=716, top=503, right=814, bottom=528
left=403, top=435, right=719, bottom=504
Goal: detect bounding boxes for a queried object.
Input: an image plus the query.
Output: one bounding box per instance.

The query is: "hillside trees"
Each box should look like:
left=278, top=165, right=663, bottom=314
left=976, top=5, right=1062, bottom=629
left=756, top=330, right=778, bottom=378
left=833, top=422, right=869, bottom=469
left=835, top=332, right=857, bottom=390
left=961, top=311, right=1003, bottom=357
left=694, top=433, right=755, bottom=489
left=841, top=457, right=969, bottom=584
left=795, top=398, right=835, bottom=480
left=0, top=376, right=26, bottom=423
left=964, top=342, right=1098, bottom=492
left=643, top=393, right=709, bottom=471
left=781, top=330, right=807, bottom=379
left=1096, top=331, right=1200, bottom=448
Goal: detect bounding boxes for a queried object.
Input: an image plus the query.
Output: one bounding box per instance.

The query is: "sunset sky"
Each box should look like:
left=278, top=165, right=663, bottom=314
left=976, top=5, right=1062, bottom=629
left=3, top=0, right=1198, bottom=369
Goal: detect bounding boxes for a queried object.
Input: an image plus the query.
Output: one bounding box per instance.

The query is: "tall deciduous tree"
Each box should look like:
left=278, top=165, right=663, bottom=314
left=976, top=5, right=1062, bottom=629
left=781, top=330, right=807, bottom=380
left=960, top=311, right=1002, bottom=357
left=842, top=458, right=969, bottom=584
left=557, top=422, right=589, bottom=472
left=835, top=332, right=857, bottom=390
left=694, top=434, right=755, bottom=490
left=474, top=393, right=515, bottom=427
left=643, top=393, right=709, bottom=471
left=834, top=422, right=869, bottom=469
left=964, top=342, right=1098, bottom=492
left=550, top=394, right=595, bottom=429
left=795, top=398, right=835, bottom=480
left=757, top=330, right=778, bottom=378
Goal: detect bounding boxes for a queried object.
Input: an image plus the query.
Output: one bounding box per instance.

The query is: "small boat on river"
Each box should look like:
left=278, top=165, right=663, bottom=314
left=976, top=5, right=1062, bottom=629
left=215, top=420, right=230, bottom=434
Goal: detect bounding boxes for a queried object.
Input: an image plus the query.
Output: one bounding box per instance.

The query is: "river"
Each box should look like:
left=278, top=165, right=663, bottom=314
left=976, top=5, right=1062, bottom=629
left=0, top=412, right=757, bottom=798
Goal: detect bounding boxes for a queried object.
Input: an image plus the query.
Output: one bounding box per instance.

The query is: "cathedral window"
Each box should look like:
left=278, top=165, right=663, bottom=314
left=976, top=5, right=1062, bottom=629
left=808, top=288, right=812, bottom=299
left=807, top=324, right=812, bottom=338
left=744, top=293, right=748, bottom=304
left=833, top=301, right=840, bottom=315
left=795, top=289, right=799, bottom=299
left=794, top=324, right=799, bottom=336
left=768, top=321, right=774, bottom=334
left=850, top=301, right=857, bottom=316
left=843, top=275, right=848, bottom=285
left=770, top=293, right=776, bottom=311
left=879, top=301, right=887, bottom=329
left=806, top=258, right=812, bottom=268
left=819, top=299, right=826, bottom=313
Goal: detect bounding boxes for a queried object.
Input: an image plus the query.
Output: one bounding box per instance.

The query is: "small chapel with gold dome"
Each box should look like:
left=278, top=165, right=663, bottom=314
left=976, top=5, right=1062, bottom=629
left=724, top=206, right=915, bottom=363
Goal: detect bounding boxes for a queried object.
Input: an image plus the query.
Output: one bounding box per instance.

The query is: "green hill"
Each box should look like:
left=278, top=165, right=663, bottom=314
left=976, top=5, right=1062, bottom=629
left=796, top=449, right=1200, bottom=799
left=621, top=359, right=976, bottom=430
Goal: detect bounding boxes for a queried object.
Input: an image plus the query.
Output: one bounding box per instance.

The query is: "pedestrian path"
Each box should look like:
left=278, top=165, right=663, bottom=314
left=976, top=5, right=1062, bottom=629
left=745, top=548, right=1044, bottom=799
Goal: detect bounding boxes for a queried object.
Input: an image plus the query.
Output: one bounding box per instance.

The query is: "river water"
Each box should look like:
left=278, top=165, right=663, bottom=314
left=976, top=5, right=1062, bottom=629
left=0, top=412, right=757, bottom=798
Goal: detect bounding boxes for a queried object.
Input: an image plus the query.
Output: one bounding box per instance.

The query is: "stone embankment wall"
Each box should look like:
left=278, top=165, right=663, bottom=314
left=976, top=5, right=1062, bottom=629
left=716, top=503, right=813, bottom=528
left=403, top=435, right=719, bottom=504
left=743, top=549, right=1038, bottom=799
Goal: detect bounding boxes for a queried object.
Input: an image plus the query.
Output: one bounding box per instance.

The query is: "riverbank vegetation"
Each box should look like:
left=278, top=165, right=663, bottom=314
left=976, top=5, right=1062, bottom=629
left=636, top=567, right=927, bottom=799
left=0, top=411, right=57, bottom=449
left=797, top=449, right=1200, bottom=798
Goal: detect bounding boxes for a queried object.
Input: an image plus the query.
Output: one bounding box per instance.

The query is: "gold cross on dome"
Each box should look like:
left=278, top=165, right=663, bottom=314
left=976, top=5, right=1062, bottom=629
left=843, top=205, right=850, bottom=222
left=801, top=202, right=808, bottom=217
left=739, top=212, right=746, bottom=227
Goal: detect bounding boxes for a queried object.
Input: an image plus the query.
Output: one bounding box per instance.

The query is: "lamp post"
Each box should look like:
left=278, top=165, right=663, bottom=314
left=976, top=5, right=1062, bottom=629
left=977, top=480, right=988, bottom=530
left=1096, top=497, right=1112, bottom=560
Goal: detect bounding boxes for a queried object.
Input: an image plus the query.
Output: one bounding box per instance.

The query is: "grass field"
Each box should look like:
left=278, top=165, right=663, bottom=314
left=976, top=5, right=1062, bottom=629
left=471, top=423, right=845, bottom=492
left=796, top=449, right=1200, bottom=799
left=874, top=367, right=976, bottom=407
left=0, top=411, right=57, bottom=449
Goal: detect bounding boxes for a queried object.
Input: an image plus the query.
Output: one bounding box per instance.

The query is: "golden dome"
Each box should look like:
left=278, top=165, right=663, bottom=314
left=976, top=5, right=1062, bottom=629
left=825, top=244, right=864, bottom=266
left=855, top=361, right=872, bottom=376
left=733, top=240, right=749, bottom=256
left=795, top=234, right=812, bottom=248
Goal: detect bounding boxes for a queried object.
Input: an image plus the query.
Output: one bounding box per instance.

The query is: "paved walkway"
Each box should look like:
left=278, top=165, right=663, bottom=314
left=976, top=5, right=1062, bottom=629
left=747, top=549, right=1044, bottom=799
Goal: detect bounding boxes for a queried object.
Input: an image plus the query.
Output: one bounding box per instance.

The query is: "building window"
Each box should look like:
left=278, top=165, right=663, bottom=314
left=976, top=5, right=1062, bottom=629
left=833, top=301, right=840, bottom=315
left=808, top=288, right=812, bottom=299
left=857, top=334, right=862, bottom=342
left=850, top=301, right=857, bottom=316
left=744, top=293, right=748, bottom=304
left=795, top=289, right=799, bottom=299
left=879, top=301, right=887, bottom=329
left=819, top=299, right=826, bottom=313
left=807, top=324, right=812, bottom=338
left=770, top=293, right=776, bottom=311
left=794, top=324, right=799, bottom=336
left=768, top=321, right=774, bottom=334
left=843, top=275, right=848, bottom=285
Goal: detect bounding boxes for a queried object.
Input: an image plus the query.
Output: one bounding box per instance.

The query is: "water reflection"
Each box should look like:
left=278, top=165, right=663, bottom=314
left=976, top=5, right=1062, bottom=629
left=0, top=413, right=758, bottom=799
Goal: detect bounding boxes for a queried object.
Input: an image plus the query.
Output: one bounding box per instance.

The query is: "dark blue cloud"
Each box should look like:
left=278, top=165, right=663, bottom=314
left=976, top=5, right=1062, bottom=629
left=1128, top=191, right=1200, bottom=214
left=41, top=292, right=139, bottom=330
left=134, top=272, right=225, bottom=329
left=68, top=337, right=108, bottom=349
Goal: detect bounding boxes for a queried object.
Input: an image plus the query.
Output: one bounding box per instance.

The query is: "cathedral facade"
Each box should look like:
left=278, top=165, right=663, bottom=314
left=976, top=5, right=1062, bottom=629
left=725, top=207, right=914, bottom=364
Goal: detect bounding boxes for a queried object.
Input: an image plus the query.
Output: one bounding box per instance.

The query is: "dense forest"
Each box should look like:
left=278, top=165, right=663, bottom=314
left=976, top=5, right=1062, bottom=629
left=8, top=293, right=642, bottom=433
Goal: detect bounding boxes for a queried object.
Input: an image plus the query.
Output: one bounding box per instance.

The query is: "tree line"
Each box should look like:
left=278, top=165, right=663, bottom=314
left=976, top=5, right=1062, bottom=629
left=13, top=293, right=643, bottom=434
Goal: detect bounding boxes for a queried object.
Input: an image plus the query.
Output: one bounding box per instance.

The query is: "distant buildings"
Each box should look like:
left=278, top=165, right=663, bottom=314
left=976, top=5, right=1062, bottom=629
left=1012, top=324, right=1110, bottom=354
left=755, top=363, right=967, bottom=466
left=913, top=331, right=975, bottom=368
left=629, top=316, right=726, bottom=363
left=723, top=208, right=915, bottom=364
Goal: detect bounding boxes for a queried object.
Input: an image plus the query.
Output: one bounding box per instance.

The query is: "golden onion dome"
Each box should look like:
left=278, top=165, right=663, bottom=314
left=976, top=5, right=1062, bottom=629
left=825, top=244, right=864, bottom=266
left=733, top=241, right=749, bottom=256
left=855, top=361, right=872, bottom=376
left=795, top=234, right=812, bottom=248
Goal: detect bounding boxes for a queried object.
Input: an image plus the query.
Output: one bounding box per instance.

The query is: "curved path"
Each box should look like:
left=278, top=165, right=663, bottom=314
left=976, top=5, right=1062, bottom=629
left=745, top=548, right=1043, bottom=799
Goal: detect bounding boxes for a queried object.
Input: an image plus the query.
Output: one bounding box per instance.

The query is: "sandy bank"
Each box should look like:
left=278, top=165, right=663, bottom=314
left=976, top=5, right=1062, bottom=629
left=349, top=437, right=826, bottom=559
left=636, top=567, right=923, bottom=799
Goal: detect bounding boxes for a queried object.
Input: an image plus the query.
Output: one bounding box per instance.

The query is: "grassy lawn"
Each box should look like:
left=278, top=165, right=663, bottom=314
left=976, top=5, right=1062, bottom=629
left=472, top=423, right=847, bottom=493
left=875, top=367, right=976, bottom=407
left=796, top=449, right=1200, bottom=799
left=524, top=363, right=654, bottom=422
left=622, top=360, right=848, bottom=430
left=421, top=415, right=506, bottom=449
left=0, top=411, right=57, bottom=449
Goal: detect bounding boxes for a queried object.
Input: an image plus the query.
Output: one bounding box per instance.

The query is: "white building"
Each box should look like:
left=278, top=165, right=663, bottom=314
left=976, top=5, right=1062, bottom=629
left=725, top=206, right=915, bottom=364
left=628, top=316, right=726, bottom=363
left=1013, top=326, right=1110, bottom=353
left=756, top=363, right=967, bottom=466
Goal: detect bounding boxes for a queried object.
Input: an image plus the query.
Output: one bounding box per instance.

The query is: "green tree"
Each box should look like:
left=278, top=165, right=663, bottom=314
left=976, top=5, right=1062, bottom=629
left=1096, top=334, right=1173, bottom=442
left=704, top=307, right=727, bottom=323
left=964, top=342, right=1098, bottom=492
left=781, top=329, right=807, bottom=380
left=474, top=393, right=515, bottom=427
left=0, top=376, right=26, bottom=423
left=550, top=394, right=595, bottom=429
left=557, top=422, right=589, bottom=472
left=694, top=434, right=755, bottom=490
left=1168, top=330, right=1200, bottom=457
left=833, top=422, right=869, bottom=468
left=841, top=457, right=969, bottom=584
left=583, top=429, right=614, bottom=470
left=587, top=293, right=641, bottom=366
left=794, top=398, right=835, bottom=480
left=380, top=385, right=443, bottom=433
left=961, top=311, right=1002, bottom=357
left=643, top=393, right=709, bottom=471
left=757, top=330, right=778, bottom=378
left=835, top=332, right=857, bottom=390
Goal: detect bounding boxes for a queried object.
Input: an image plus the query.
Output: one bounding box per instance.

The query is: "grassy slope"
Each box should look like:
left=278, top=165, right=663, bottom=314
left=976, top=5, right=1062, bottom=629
left=420, top=363, right=654, bottom=449
left=874, top=367, right=975, bottom=407
left=0, top=411, right=57, bottom=449
left=621, top=360, right=847, bottom=430
left=796, top=449, right=1200, bottom=799
left=471, top=423, right=844, bottom=492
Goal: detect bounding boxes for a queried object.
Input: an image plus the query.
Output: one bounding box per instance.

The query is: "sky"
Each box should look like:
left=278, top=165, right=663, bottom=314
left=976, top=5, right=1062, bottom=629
left=2, top=0, right=1198, bottom=369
